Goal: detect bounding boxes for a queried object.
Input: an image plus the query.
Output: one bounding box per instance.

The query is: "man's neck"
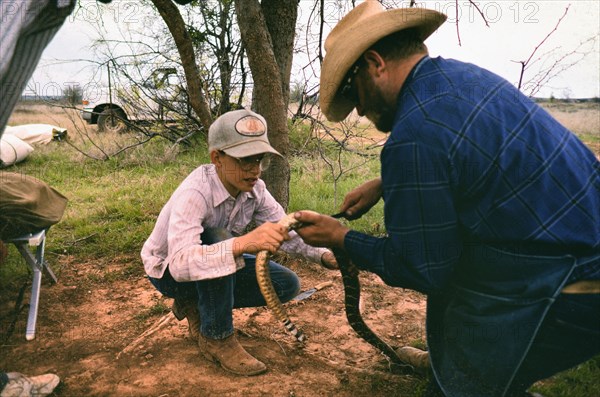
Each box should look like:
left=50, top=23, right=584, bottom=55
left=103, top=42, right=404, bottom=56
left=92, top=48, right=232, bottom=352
left=389, top=52, right=428, bottom=96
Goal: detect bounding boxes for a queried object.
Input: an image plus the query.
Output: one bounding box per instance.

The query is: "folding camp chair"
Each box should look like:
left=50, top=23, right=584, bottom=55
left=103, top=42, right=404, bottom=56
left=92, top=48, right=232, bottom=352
left=5, top=229, right=57, bottom=340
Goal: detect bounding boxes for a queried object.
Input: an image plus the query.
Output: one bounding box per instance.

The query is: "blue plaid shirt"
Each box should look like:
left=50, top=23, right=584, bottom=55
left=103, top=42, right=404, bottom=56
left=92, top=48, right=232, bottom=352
left=345, top=56, right=600, bottom=294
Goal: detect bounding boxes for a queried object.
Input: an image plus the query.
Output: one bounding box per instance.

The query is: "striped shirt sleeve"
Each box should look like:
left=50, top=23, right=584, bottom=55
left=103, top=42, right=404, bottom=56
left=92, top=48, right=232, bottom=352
left=0, top=0, right=75, bottom=136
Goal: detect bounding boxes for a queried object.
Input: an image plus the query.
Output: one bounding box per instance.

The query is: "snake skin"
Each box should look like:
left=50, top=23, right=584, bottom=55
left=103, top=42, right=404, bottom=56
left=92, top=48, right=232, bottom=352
left=255, top=213, right=307, bottom=343
left=255, top=212, right=410, bottom=370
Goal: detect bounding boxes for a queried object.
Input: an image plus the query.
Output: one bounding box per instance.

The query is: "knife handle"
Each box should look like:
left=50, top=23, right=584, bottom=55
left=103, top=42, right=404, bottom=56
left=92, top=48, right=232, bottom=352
left=314, top=280, right=334, bottom=290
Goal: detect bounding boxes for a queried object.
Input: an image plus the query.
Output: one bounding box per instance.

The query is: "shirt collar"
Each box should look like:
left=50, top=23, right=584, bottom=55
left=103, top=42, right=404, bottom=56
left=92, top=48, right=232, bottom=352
left=410, top=54, right=430, bottom=77
left=394, top=55, right=431, bottom=111
left=401, top=55, right=429, bottom=94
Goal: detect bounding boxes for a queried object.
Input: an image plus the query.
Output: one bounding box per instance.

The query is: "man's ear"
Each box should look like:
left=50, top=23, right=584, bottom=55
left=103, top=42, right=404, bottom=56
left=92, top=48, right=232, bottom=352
left=363, top=50, right=387, bottom=77
left=210, top=150, right=221, bottom=166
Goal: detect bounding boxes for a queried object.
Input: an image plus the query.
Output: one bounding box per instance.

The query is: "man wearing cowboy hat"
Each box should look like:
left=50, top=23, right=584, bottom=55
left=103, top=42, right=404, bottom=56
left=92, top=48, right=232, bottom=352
left=295, top=1, right=600, bottom=396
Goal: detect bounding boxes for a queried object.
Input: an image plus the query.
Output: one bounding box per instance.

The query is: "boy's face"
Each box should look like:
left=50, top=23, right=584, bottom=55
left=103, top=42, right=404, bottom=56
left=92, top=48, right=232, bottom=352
left=212, top=150, right=265, bottom=197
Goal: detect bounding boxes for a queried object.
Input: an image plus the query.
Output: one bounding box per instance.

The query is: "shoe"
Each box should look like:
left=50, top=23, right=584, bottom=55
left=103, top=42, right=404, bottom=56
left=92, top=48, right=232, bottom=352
left=198, top=333, right=267, bottom=376
left=395, top=346, right=430, bottom=370
left=172, top=298, right=200, bottom=341
left=1, top=372, right=60, bottom=397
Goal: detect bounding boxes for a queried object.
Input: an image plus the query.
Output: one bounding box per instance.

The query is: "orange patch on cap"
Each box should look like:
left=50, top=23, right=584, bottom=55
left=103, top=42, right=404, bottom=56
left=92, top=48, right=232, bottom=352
left=235, top=116, right=266, bottom=136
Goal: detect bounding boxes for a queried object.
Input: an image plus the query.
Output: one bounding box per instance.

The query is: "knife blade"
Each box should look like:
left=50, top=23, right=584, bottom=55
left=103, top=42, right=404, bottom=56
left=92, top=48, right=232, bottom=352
left=292, top=281, right=334, bottom=301
left=330, top=211, right=348, bottom=219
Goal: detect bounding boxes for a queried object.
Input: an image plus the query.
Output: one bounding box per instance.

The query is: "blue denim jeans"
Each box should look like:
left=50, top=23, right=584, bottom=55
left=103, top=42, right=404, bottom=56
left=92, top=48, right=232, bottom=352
left=425, top=292, right=600, bottom=396
left=148, top=228, right=300, bottom=339
left=506, top=292, right=600, bottom=395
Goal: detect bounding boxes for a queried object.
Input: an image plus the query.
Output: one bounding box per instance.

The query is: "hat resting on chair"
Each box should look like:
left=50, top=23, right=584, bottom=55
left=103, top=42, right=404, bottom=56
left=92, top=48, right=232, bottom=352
left=319, top=0, right=447, bottom=122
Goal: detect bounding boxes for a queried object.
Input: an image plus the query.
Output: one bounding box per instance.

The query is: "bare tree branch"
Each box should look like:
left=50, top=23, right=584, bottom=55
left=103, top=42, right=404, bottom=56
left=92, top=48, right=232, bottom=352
left=151, top=0, right=213, bottom=131
left=514, top=4, right=571, bottom=91
left=318, top=0, right=325, bottom=64
left=454, top=0, right=489, bottom=46
left=521, top=36, right=597, bottom=97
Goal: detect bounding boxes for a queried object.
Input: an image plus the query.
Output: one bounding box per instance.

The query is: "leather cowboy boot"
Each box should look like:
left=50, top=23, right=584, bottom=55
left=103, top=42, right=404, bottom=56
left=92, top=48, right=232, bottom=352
left=198, top=333, right=267, bottom=376
left=171, top=298, right=200, bottom=341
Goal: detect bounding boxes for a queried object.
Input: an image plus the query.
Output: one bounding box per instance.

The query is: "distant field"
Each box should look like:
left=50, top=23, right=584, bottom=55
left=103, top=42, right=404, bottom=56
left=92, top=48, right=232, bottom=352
left=543, top=102, right=599, bottom=133
left=9, top=101, right=600, bottom=135
left=8, top=99, right=598, bottom=149
left=540, top=101, right=600, bottom=156
left=8, top=101, right=83, bottom=129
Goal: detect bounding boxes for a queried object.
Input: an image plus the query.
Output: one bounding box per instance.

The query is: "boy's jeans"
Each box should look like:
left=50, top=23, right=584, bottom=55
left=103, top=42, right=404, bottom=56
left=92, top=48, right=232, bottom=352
left=148, top=228, right=300, bottom=339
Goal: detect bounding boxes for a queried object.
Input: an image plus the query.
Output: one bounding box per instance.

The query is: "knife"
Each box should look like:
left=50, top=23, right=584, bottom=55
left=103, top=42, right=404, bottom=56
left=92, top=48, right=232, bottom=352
left=292, top=281, right=334, bottom=301
left=330, top=212, right=348, bottom=219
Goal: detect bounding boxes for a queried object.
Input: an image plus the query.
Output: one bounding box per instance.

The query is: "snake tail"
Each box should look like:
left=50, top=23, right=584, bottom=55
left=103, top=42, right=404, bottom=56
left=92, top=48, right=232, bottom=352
left=256, top=243, right=307, bottom=344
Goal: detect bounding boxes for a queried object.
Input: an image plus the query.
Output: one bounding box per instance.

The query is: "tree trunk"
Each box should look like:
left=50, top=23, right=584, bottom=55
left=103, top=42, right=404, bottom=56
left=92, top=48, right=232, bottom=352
left=261, top=0, right=297, bottom=105
left=234, top=0, right=298, bottom=210
left=151, top=0, right=213, bottom=133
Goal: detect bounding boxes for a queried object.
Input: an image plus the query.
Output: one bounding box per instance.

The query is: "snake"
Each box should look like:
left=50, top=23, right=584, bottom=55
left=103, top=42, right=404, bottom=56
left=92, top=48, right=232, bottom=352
left=255, top=212, right=410, bottom=369
left=255, top=213, right=308, bottom=343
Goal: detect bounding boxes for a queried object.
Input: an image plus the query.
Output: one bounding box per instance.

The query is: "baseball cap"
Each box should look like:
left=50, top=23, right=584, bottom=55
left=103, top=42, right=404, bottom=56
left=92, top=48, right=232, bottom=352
left=208, top=109, right=282, bottom=158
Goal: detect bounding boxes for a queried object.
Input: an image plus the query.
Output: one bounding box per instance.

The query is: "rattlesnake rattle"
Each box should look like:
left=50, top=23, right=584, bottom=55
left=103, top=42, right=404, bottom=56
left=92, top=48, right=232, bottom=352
left=255, top=211, right=412, bottom=372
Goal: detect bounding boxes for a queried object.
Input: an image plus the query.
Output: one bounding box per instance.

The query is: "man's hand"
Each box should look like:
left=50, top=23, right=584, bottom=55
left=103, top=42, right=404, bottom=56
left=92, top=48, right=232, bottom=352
left=294, top=211, right=349, bottom=249
left=339, top=177, right=382, bottom=220
left=320, top=251, right=338, bottom=270
left=233, top=222, right=290, bottom=255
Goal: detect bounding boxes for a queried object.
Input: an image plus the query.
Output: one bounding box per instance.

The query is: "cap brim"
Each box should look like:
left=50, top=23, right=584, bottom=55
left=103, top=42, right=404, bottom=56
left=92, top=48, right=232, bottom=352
left=222, top=140, right=282, bottom=158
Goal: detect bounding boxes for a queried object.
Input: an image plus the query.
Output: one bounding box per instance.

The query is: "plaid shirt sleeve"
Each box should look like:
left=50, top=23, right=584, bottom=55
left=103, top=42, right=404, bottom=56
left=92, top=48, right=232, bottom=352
left=344, top=141, right=461, bottom=294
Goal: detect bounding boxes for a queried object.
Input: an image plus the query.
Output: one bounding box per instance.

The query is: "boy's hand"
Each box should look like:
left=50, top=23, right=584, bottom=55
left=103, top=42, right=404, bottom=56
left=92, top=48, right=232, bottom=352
left=234, top=222, right=290, bottom=255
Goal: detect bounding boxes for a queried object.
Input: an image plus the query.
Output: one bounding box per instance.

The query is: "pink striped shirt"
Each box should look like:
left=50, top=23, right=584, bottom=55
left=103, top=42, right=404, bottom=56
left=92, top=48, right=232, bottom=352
left=141, top=164, right=327, bottom=281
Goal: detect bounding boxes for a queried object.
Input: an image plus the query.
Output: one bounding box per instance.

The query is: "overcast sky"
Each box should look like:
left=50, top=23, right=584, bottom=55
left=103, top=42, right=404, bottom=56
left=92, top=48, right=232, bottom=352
left=28, top=0, right=600, bottom=99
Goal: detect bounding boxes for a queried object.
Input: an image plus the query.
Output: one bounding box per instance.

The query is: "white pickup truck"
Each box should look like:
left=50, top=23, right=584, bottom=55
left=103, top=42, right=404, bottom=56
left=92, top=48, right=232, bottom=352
left=80, top=67, right=189, bottom=133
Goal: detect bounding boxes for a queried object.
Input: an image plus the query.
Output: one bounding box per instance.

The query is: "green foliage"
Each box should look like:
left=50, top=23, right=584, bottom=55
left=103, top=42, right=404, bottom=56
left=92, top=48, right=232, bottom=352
left=533, top=356, right=600, bottom=397
left=62, top=85, right=82, bottom=106
left=0, top=245, right=30, bottom=290
left=9, top=137, right=209, bottom=262
left=288, top=120, right=317, bottom=154
left=288, top=151, right=384, bottom=236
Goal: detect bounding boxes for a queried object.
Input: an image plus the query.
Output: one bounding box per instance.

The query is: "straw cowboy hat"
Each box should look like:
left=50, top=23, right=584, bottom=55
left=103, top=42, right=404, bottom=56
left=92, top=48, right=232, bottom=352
left=320, top=0, right=447, bottom=122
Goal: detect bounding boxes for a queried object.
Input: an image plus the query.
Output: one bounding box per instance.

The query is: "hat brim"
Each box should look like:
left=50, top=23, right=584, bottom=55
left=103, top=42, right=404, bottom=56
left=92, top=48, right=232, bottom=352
left=320, top=8, right=446, bottom=122
left=221, top=139, right=282, bottom=159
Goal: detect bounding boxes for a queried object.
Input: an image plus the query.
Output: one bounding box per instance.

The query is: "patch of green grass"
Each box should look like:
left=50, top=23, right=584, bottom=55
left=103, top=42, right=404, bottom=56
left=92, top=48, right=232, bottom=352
left=12, top=136, right=209, bottom=260
left=289, top=149, right=385, bottom=235
left=577, top=132, right=600, bottom=145
left=134, top=300, right=170, bottom=322
left=0, top=245, right=31, bottom=290
left=533, top=356, right=600, bottom=397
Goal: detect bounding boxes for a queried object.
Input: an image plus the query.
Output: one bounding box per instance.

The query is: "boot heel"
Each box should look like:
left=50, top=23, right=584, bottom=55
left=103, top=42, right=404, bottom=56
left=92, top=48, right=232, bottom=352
left=198, top=337, right=218, bottom=363
left=171, top=300, right=185, bottom=321
left=199, top=349, right=218, bottom=364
